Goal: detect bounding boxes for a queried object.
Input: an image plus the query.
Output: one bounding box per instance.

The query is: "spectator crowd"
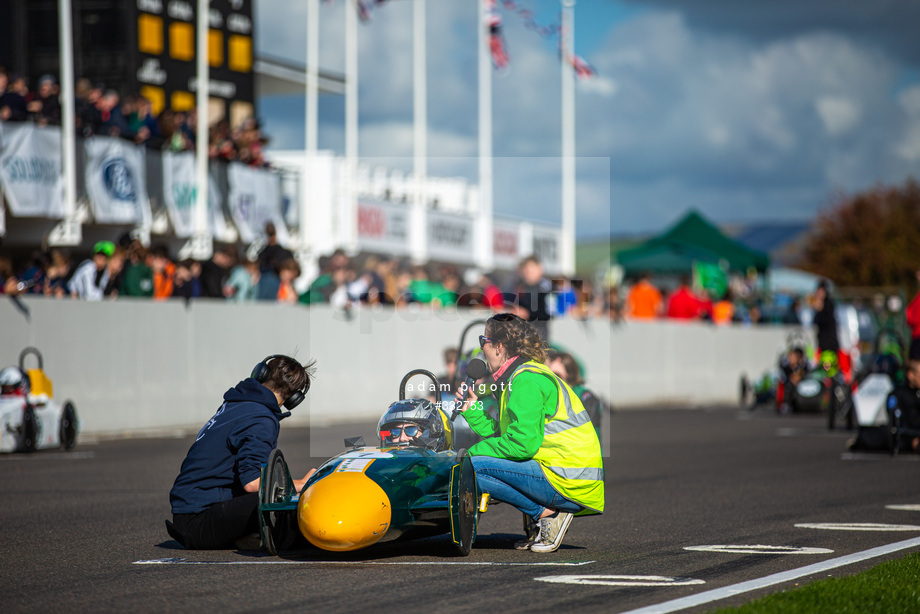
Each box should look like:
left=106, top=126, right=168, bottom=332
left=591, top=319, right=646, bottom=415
left=613, top=271, right=801, bottom=326
left=0, top=69, right=618, bottom=322
left=0, top=225, right=617, bottom=325
left=8, top=231, right=893, bottom=333
left=0, top=68, right=269, bottom=167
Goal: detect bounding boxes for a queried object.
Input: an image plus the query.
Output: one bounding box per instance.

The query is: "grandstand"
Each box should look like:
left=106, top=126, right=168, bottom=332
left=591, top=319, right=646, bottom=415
left=0, top=0, right=565, bottom=278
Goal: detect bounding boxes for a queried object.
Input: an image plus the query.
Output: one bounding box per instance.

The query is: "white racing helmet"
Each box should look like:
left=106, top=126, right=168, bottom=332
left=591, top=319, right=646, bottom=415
left=0, top=367, right=29, bottom=396
left=377, top=398, right=453, bottom=451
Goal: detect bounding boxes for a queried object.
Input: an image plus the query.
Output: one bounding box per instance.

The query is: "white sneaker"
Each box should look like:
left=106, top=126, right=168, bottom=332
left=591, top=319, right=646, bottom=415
left=530, top=513, right=574, bottom=553
left=514, top=514, right=540, bottom=550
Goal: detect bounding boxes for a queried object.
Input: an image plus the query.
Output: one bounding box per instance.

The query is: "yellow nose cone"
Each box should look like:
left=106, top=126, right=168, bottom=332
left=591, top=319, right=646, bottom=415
left=297, top=471, right=392, bottom=551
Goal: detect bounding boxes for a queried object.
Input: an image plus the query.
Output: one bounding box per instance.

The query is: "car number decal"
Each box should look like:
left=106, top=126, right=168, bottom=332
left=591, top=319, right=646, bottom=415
left=340, top=450, right=394, bottom=459
left=336, top=458, right=375, bottom=473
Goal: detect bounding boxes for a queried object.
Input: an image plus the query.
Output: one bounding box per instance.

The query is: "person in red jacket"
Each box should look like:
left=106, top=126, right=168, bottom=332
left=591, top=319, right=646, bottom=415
left=667, top=278, right=706, bottom=320
left=907, top=269, right=920, bottom=360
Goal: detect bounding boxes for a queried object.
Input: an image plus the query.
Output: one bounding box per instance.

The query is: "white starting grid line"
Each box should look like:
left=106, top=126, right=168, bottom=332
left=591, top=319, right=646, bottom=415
left=541, top=511, right=920, bottom=610
left=135, top=505, right=920, bottom=610
left=538, top=575, right=704, bottom=588
left=841, top=452, right=920, bottom=462
left=795, top=522, right=920, bottom=531
left=0, top=451, right=95, bottom=461
left=887, top=504, right=920, bottom=512
left=133, top=558, right=595, bottom=567
left=616, top=536, right=920, bottom=614
left=683, top=545, right=833, bottom=555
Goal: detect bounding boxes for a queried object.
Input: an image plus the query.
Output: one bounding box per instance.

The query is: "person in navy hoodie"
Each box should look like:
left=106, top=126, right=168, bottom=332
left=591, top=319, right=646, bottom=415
left=168, top=354, right=315, bottom=549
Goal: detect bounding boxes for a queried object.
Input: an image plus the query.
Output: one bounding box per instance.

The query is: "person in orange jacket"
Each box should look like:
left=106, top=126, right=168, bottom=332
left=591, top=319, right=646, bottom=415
left=151, top=244, right=176, bottom=300
left=625, top=272, right=663, bottom=320
left=712, top=289, right=735, bottom=326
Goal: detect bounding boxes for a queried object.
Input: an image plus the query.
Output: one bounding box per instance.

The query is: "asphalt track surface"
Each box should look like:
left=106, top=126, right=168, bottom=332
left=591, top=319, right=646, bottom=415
left=3, top=406, right=920, bottom=614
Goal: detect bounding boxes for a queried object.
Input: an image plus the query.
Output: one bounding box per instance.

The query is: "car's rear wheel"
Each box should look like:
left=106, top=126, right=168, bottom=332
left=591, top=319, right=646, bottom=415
left=21, top=406, right=37, bottom=453
left=843, top=393, right=855, bottom=430
left=829, top=383, right=853, bottom=430
left=889, top=412, right=901, bottom=457
left=260, top=448, right=296, bottom=555
left=739, top=376, right=754, bottom=410
left=60, top=402, right=78, bottom=450
left=450, top=449, right=479, bottom=556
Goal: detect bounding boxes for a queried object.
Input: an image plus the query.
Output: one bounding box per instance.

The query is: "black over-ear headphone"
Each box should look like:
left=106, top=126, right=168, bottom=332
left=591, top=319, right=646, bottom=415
left=251, top=355, right=310, bottom=411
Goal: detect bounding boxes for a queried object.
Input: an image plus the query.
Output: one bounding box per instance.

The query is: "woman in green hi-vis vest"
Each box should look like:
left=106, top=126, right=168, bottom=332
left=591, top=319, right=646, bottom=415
left=455, top=313, right=604, bottom=554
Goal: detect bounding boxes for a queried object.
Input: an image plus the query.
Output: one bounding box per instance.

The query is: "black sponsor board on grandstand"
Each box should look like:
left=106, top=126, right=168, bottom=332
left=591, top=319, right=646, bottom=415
left=0, top=0, right=254, bottom=127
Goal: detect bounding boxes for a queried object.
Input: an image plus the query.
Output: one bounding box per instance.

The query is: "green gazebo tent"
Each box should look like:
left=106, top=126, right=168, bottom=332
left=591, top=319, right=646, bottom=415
left=615, top=210, right=770, bottom=275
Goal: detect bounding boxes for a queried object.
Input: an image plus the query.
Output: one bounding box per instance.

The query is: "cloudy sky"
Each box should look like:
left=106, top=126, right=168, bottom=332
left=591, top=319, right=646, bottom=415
left=254, top=0, right=920, bottom=238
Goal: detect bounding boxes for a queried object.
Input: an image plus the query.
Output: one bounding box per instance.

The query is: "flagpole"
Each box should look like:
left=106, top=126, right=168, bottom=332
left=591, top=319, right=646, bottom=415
left=306, top=0, right=319, bottom=158
left=343, top=0, right=358, bottom=254
left=346, top=1, right=358, bottom=164
left=52, top=0, right=80, bottom=246
left=411, top=0, right=427, bottom=263
left=191, top=0, right=212, bottom=259
left=561, top=0, right=576, bottom=276
left=305, top=0, right=319, bottom=255
left=478, top=0, right=494, bottom=271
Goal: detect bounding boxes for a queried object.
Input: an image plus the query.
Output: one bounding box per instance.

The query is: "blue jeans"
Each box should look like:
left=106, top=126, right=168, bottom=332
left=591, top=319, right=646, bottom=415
left=471, top=456, right=581, bottom=521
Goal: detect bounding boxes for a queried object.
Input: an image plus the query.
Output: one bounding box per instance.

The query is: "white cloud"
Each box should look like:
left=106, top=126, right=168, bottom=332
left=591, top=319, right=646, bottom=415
left=897, top=86, right=920, bottom=162
left=900, top=85, right=920, bottom=116
left=580, top=12, right=914, bottom=223
left=897, top=127, right=920, bottom=162
left=815, top=96, right=861, bottom=136
left=358, top=121, right=414, bottom=158
left=578, top=75, right=618, bottom=97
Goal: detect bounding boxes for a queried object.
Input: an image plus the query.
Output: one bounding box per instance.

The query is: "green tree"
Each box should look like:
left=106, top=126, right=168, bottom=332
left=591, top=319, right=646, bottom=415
left=796, top=177, right=920, bottom=290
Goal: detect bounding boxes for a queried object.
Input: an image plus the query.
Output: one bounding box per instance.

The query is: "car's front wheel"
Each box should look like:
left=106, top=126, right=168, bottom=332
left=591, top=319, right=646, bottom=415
left=60, top=402, right=78, bottom=450
left=20, top=406, right=38, bottom=453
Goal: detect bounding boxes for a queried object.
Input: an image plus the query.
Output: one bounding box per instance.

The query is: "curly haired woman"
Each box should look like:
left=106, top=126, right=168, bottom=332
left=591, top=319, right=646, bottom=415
left=456, top=313, right=604, bottom=553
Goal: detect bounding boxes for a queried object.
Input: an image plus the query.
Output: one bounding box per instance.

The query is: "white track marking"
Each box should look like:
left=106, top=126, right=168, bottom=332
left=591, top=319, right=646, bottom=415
left=536, top=575, right=704, bottom=587
left=796, top=523, right=920, bottom=531
left=619, top=536, right=920, bottom=614
left=886, top=504, right=920, bottom=512
left=684, top=545, right=833, bottom=555
left=134, top=558, right=594, bottom=566
left=841, top=452, right=920, bottom=462
left=775, top=428, right=844, bottom=438
left=0, top=451, right=95, bottom=461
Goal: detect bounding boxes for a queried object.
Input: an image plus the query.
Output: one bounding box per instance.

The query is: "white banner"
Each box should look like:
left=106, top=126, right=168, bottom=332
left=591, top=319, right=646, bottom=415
left=162, top=152, right=229, bottom=239
left=356, top=200, right=410, bottom=256
left=532, top=225, right=562, bottom=274
left=0, top=122, right=64, bottom=218
left=493, top=222, right=521, bottom=270
left=84, top=136, right=151, bottom=225
left=427, top=210, right=475, bottom=264
left=227, top=162, right=289, bottom=244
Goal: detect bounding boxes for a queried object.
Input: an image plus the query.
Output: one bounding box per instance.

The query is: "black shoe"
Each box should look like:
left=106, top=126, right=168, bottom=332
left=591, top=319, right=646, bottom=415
left=165, top=520, right=186, bottom=548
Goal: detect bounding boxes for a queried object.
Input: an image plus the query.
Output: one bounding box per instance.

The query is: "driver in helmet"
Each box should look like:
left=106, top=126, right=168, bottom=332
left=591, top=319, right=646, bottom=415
left=778, top=346, right=808, bottom=413
left=887, top=357, right=920, bottom=453
left=378, top=399, right=452, bottom=451
left=0, top=367, right=29, bottom=397
left=386, top=422, right=423, bottom=445
left=873, top=353, right=901, bottom=383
